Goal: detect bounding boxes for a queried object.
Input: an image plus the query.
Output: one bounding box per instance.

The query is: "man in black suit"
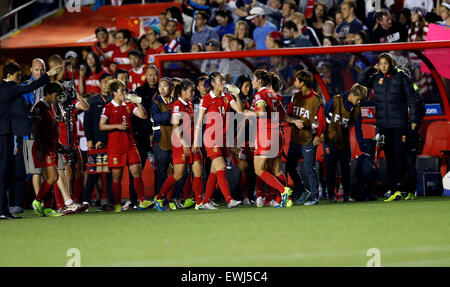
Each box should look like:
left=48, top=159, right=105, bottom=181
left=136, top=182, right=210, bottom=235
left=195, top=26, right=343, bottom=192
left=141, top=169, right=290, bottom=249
left=0, top=62, right=61, bottom=219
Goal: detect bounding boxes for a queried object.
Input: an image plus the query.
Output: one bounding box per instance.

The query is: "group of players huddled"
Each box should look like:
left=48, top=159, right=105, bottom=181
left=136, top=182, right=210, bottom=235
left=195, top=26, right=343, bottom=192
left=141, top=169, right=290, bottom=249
left=29, top=62, right=369, bottom=217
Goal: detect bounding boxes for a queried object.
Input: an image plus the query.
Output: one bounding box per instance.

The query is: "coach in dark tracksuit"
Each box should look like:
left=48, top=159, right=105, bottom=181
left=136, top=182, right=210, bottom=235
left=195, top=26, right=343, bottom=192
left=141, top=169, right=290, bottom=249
left=323, top=84, right=367, bottom=203
left=0, top=62, right=56, bottom=219
left=358, top=53, right=418, bottom=201
left=82, top=73, right=114, bottom=207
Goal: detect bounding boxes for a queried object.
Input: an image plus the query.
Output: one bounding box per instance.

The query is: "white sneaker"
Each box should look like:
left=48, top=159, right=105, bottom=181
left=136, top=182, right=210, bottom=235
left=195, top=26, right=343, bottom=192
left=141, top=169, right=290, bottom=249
left=242, top=198, right=251, bottom=205
left=228, top=199, right=242, bottom=209
left=269, top=200, right=279, bottom=207
left=203, top=202, right=218, bottom=210
left=122, top=200, right=133, bottom=211
left=210, top=200, right=219, bottom=208
left=256, top=197, right=265, bottom=208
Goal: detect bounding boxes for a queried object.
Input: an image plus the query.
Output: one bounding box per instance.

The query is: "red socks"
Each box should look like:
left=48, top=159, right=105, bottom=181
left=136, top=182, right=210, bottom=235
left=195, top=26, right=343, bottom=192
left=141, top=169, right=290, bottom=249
left=216, top=170, right=232, bottom=203
left=133, top=177, right=146, bottom=202
left=36, top=180, right=53, bottom=202
left=112, top=181, right=122, bottom=206
left=276, top=173, right=287, bottom=186
left=260, top=171, right=285, bottom=194
left=53, top=184, right=64, bottom=210
left=240, top=173, right=249, bottom=199
left=157, top=175, right=176, bottom=200
left=203, top=173, right=217, bottom=204
left=183, top=174, right=193, bottom=199
left=72, top=178, right=83, bottom=203
left=193, top=176, right=203, bottom=205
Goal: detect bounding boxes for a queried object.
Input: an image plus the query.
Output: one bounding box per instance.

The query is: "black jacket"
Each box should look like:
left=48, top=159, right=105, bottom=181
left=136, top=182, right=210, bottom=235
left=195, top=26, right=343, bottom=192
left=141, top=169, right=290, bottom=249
left=358, top=67, right=417, bottom=129
left=0, top=74, right=50, bottom=136
left=83, top=93, right=112, bottom=144
left=134, top=83, right=157, bottom=151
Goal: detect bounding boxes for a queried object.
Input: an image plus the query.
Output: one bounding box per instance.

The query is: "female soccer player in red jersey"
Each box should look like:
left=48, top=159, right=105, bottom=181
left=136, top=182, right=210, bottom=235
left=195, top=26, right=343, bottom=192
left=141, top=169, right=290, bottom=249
left=245, top=70, right=302, bottom=208
left=193, top=72, right=243, bottom=209
left=99, top=79, right=153, bottom=212
left=154, top=80, right=205, bottom=211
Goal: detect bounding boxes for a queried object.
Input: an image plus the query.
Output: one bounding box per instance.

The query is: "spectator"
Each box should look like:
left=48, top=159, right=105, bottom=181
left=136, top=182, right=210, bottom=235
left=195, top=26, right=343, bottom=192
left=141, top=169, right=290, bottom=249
left=439, top=2, right=450, bottom=27
left=323, top=35, right=342, bottom=46
left=348, top=30, right=375, bottom=79
left=253, top=0, right=283, bottom=28
left=215, top=10, right=235, bottom=39
left=335, top=9, right=344, bottom=27
left=138, top=35, right=149, bottom=55
left=372, top=9, right=408, bottom=43
left=397, top=8, right=412, bottom=30
left=282, top=20, right=313, bottom=47
left=318, top=61, right=345, bottom=96
left=307, top=2, right=329, bottom=45
left=159, top=11, right=169, bottom=38
left=110, top=29, right=133, bottom=73
left=128, top=50, right=146, bottom=91
left=92, top=27, right=115, bottom=66
left=166, top=6, right=190, bottom=36
left=144, top=26, right=165, bottom=65
left=230, top=37, right=245, bottom=51
left=209, top=0, right=238, bottom=26
left=190, top=10, right=220, bottom=47
left=63, top=51, right=81, bottom=93
left=200, top=39, right=224, bottom=74
left=47, top=54, right=65, bottom=81
left=162, top=18, right=190, bottom=53
left=234, top=20, right=255, bottom=50
left=265, top=31, right=284, bottom=49
left=291, top=12, right=321, bottom=46
left=190, top=43, right=204, bottom=52
left=221, top=34, right=234, bottom=51
left=79, top=51, right=105, bottom=97
left=220, top=37, right=252, bottom=82
left=280, top=0, right=298, bottom=29
left=336, top=1, right=364, bottom=43
left=246, top=7, right=277, bottom=49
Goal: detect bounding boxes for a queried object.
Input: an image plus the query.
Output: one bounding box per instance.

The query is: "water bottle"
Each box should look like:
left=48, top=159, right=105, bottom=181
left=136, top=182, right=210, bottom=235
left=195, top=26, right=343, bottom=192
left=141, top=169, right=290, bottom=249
left=96, top=153, right=102, bottom=173
left=88, top=154, right=95, bottom=173
left=148, top=152, right=155, bottom=169
left=102, top=153, right=109, bottom=173
left=226, top=156, right=233, bottom=170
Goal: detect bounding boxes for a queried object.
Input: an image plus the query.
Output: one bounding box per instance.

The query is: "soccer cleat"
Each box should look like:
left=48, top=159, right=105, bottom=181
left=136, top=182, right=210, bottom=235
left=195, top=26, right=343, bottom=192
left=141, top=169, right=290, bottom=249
left=172, top=198, right=184, bottom=209
left=195, top=203, right=202, bottom=210
left=138, top=200, right=154, bottom=210
left=227, top=199, right=242, bottom=209
left=210, top=200, right=219, bottom=208
left=304, top=200, right=319, bottom=206
left=203, top=202, right=218, bottom=210
left=183, top=198, right=195, bottom=209
left=242, top=198, right=251, bottom=205
left=75, top=203, right=89, bottom=213
left=122, top=200, right=135, bottom=211
left=384, top=191, right=403, bottom=202
left=296, top=191, right=311, bottom=205
left=269, top=199, right=280, bottom=207
left=114, top=205, right=122, bottom=213
left=274, top=203, right=284, bottom=208
left=63, top=204, right=76, bottom=215
left=155, top=199, right=165, bottom=212
left=169, top=202, right=176, bottom=210
left=281, top=187, right=293, bottom=207
left=286, top=197, right=293, bottom=208
left=44, top=208, right=63, bottom=217
left=32, top=200, right=44, bottom=216
left=405, top=193, right=416, bottom=200
left=256, top=197, right=265, bottom=208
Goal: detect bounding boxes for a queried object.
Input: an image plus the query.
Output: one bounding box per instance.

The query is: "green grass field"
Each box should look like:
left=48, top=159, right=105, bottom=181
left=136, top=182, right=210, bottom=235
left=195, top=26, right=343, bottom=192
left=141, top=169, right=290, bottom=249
left=1, top=197, right=449, bottom=267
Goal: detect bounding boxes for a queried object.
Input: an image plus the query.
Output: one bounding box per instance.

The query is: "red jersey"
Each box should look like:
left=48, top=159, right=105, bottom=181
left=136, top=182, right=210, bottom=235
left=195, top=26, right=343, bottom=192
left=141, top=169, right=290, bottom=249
left=110, top=47, right=133, bottom=71
left=57, top=101, right=81, bottom=147
left=92, top=43, right=116, bottom=63
left=252, top=87, right=281, bottom=129
left=128, top=65, right=146, bottom=91
left=83, top=69, right=106, bottom=96
left=144, top=46, right=165, bottom=64
left=101, top=100, right=138, bottom=152
left=200, top=91, right=236, bottom=143
left=32, top=100, right=59, bottom=153
left=172, top=97, right=194, bottom=146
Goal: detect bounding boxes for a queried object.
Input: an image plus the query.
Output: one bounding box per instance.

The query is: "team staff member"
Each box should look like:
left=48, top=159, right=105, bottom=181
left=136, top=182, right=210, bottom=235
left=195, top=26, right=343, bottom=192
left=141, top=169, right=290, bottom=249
left=99, top=79, right=153, bottom=212
left=82, top=73, right=115, bottom=208
left=323, top=83, right=367, bottom=203
left=0, top=62, right=60, bottom=219
left=286, top=70, right=326, bottom=206
left=358, top=53, right=418, bottom=202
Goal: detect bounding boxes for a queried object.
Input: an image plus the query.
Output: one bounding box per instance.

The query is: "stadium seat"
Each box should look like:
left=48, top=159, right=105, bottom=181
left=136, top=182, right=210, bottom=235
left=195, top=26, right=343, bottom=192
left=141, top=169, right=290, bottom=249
left=350, top=123, right=377, bottom=159
left=417, top=121, right=450, bottom=175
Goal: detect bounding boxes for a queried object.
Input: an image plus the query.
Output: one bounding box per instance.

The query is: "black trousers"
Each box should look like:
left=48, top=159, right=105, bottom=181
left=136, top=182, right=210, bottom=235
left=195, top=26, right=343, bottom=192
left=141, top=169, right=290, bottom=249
left=82, top=172, right=114, bottom=205
left=0, top=135, right=13, bottom=216
left=405, top=128, right=420, bottom=193
left=9, top=136, right=26, bottom=208
left=324, top=144, right=352, bottom=198
left=380, top=127, right=407, bottom=192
